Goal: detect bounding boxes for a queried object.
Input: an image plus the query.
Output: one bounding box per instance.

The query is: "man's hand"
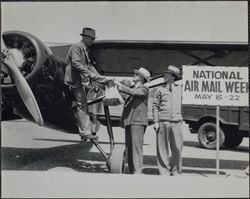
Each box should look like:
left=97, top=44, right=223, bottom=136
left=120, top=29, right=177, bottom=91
left=153, top=122, right=159, bottom=132
left=114, top=79, right=121, bottom=88
left=89, top=72, right=97, bottom=79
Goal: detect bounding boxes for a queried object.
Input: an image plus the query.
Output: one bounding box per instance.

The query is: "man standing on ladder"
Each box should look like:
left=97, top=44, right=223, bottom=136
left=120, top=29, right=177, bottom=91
left=64, top=27, right=108, bottom=141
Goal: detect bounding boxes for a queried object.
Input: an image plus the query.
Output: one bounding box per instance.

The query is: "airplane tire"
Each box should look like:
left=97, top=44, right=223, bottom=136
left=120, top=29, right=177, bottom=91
left=108, top=145, right=126, bottom=173
left=198, top=122, right=225, bottom=149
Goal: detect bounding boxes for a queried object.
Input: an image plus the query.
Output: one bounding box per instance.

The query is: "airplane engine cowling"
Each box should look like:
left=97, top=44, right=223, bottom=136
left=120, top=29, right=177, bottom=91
left=1, top=31, right=54, bottom=94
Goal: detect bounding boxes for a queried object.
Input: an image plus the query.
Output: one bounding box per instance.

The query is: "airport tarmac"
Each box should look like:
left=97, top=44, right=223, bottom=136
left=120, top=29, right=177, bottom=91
left=1, top=119, right=249, bottom=198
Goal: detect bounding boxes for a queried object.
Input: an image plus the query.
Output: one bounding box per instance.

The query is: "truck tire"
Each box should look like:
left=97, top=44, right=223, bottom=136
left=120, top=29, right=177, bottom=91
left=198, top=122, right=225, bottom=149
left=223, top=131, right=243, bottom=148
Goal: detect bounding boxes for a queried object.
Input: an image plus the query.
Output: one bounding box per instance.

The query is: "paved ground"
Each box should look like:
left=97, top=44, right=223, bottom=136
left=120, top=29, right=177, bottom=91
left=1, top=119, right=249, bottom=197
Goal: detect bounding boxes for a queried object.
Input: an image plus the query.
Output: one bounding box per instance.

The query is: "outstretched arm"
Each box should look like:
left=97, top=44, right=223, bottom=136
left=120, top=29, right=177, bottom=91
left=118, top=84, right=149, bottom=97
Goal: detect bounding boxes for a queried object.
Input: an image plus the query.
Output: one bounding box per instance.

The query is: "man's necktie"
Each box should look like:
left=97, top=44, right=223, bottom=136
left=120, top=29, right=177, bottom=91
left=169, top=85, right=173, bottom=92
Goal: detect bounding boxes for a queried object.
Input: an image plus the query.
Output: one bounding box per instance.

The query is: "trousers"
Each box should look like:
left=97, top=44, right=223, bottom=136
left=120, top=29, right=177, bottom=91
left=125, top=125, right=146, bottom=174
left=157, top=121, right=183, bottom=175
left=72, top=86, right=91, bottom=136
left=71, top=73, right=108, bottom=136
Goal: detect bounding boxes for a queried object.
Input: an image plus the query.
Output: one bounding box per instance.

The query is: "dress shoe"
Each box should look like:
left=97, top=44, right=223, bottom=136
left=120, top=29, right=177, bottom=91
left=170, top=171, right=181, bottom=176
left=80, top=134, right=98, bottom=141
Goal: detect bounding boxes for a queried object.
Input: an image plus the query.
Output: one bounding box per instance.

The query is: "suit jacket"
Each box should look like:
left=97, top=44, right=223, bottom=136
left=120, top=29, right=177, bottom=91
left=119, top=81, right=149, bottom=127
left=64, top=41, right=96, bottom=88
left=152, top=83, right=182, bottom=122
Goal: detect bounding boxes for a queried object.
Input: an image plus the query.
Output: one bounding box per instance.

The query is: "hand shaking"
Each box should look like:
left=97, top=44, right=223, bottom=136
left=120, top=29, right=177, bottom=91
left=113, top=79, right=121, bottom=88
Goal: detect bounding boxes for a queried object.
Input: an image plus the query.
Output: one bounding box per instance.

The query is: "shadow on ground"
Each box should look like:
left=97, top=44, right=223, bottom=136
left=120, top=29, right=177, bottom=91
left=1, top=142, right=108, bottom=173
left=183, top=141, right=249, bottom=153
left=2, top=141, right=248, bottom=175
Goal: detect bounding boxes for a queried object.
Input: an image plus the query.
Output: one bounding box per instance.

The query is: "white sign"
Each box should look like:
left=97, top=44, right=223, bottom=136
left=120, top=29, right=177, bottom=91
left=182, top=65, right=249, bottom=106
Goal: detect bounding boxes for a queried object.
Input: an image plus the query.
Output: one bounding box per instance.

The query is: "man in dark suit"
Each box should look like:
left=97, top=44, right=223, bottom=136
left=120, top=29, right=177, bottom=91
left=114, top=67, right=151, bottom=174
left=64, top=27, right=107, bottom=140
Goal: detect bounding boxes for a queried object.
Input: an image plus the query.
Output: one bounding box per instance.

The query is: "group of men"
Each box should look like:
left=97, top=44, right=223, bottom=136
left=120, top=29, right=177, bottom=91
left=64, top=27, right=183, bottom=176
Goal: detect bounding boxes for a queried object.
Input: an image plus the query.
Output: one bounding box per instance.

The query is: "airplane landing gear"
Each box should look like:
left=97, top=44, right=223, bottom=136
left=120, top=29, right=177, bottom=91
left=88, top=97, right=126, bottom=173
left=91, top=139, right=126, bottom=174
left=107, top=145, right=126, bottom=173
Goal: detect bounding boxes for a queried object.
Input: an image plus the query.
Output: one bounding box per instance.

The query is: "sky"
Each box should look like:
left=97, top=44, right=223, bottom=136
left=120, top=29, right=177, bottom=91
left=1, top=1, right=248, bottom=44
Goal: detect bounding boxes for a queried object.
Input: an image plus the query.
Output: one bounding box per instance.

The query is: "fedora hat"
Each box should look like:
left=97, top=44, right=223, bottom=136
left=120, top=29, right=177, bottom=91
left=164, top=65, right=181, bottom=79
left=80, top=27, right=96, bottom=38
left=134, top=67, right=151, bottom=82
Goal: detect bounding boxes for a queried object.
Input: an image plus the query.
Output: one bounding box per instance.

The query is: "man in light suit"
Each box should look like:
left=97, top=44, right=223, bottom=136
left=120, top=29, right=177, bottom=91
left=114, top=67, right=151, bottom=174
left=152, top=65, right=183, bottom=176
left=64, top=27, right=107, bottom=140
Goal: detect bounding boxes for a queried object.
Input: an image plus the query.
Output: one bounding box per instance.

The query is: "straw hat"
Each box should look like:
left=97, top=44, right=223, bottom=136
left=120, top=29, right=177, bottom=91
left=134, top=67, right=151, bottom=82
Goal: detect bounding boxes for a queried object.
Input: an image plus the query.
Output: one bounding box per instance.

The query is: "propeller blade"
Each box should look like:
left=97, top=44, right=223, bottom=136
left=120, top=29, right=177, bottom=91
left=1, top=37, right=10, bottom=73
left=1, top=37, right=21, bottom=67
left=1, top=37, right=44, bottom=125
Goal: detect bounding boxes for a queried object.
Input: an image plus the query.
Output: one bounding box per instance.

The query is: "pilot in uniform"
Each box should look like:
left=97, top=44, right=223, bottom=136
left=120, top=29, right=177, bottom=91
left=114, top=67, right=151, bottom=174
left=152, top=65, right=183, bottom=176
left=64, top=27, right=107, bottom=140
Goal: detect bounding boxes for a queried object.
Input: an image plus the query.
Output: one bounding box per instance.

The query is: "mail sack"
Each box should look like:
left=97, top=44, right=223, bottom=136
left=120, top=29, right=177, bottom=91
left=103, top=85, right=124, bottom=106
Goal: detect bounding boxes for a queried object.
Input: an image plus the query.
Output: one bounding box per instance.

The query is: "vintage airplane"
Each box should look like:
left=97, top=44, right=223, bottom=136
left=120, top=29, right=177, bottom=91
left=1, top=31, right=248, bottom=173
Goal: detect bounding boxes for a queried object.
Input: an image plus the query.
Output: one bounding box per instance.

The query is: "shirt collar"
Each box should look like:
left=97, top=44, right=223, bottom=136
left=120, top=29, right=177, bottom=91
left=81, top=40, right=88, bottom=50
left=163, top=82, right=178, bottom=88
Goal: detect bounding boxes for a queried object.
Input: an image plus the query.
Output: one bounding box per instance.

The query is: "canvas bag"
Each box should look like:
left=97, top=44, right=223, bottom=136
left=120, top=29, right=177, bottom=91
left=103, top=85, right=124, bottom=106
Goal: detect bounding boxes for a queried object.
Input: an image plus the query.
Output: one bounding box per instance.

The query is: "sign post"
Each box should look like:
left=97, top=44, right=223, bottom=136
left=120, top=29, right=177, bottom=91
left=182, top=65, right=248, bottom=175
left=216, top=105, right=220, bottom=175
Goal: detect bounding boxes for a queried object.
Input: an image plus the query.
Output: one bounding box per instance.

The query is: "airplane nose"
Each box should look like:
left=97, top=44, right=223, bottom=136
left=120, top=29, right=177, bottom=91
left=1, top=36, right=44, bottom=126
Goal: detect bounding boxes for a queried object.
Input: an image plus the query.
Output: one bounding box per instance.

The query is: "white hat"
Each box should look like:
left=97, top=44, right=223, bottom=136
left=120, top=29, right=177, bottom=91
left=134, top=67, right=151, bottom=82
left=164, top=65, right=181, bottom=78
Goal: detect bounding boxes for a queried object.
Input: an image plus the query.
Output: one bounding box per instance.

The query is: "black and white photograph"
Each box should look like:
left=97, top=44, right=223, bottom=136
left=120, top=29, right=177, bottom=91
left=1, top=1, right=249, bottom=198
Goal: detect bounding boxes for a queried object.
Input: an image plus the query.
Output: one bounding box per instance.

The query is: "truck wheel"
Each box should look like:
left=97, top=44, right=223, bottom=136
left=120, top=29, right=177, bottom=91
left=198, top=122, right=225, bottom=149
left=224, top=131, right=243, bottom=148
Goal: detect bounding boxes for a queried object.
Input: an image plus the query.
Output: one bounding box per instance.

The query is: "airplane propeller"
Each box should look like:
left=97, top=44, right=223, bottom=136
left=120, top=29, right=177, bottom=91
left=1, top=37, right=44, bottom=125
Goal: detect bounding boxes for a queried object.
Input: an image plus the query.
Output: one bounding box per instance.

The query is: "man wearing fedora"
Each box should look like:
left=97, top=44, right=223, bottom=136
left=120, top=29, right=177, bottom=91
left=64, top=27, right=108, bottom=140
left=114, top=67, right=151, bottom=174
left=152, top=65, right=183, bottom=176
